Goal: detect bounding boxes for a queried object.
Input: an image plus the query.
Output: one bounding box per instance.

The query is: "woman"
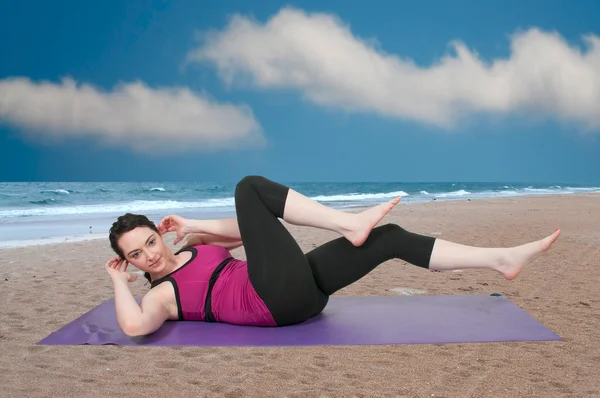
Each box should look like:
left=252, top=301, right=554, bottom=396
left=105, top=175, right=560, bottom=337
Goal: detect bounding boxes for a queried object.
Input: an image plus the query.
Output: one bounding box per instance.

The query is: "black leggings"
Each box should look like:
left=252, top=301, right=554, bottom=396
left=235, top=175, right=437, bottom=326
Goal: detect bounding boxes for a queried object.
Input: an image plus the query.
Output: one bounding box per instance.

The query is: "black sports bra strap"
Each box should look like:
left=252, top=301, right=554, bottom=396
left=204, top=257, right=233, bottom=322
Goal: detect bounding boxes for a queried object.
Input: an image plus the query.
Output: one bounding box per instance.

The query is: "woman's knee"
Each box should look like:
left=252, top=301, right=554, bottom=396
left=377, top=223, right=405, bottom=235
left=235, top=175, right=265, bottom=196
left=377, top=223, right=434, bottom=268
left=370, top=223, right=412, bottom=246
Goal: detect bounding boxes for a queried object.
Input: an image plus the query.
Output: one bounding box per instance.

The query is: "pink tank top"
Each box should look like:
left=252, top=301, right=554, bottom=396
left=150, top=244, right=277, bottom=327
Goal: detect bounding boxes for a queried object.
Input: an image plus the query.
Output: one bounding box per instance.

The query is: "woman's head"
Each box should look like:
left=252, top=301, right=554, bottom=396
left=109, top=213, right=170, bottom=281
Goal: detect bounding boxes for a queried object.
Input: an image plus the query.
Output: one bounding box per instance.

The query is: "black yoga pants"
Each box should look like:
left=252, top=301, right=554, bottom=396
left=234, top=175, right=437, bottom=326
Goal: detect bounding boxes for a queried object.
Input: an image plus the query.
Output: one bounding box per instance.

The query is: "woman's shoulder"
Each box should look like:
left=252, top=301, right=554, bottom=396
left=148, top=280, right=177, bottom=303
left=144, top=283, right=179, bottom=319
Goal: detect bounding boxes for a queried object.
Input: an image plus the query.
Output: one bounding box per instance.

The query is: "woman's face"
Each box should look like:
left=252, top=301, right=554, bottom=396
left=117, top=226, right=169, bottom=273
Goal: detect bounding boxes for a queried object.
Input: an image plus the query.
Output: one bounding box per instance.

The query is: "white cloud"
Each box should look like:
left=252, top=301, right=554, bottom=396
left=0, top=77, right=265, bottom=152
left=188, top=7, right=600, bottom=131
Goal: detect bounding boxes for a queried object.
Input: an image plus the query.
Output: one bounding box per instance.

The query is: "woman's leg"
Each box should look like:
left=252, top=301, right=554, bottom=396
left=234, top=176, right=329, bottom=326
left=235, top=174, right=400, bottom=325
left=305, top=224, right=560, bottom=295
left=282, top=189, right=401, bottom=246
left=235, top=175, right=561, bottom=319
left=428, top=229, right=560, bottom=280
left=305, top=224, right=436, bottom=295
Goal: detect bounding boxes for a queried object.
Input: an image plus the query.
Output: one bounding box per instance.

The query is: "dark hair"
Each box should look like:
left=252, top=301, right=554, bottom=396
left=109, top=213, right=157, bottom=284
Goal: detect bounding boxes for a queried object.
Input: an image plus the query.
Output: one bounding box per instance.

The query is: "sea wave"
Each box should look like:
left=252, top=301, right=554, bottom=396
left=310, top=191, right=409, bottom=202
left=431, top=189, right=471, bottom=198
left=0, top=198, right=236, bottom=218
left=41, top=189, right=71, bottom=195
left=1, top=183, right=599, bottom=220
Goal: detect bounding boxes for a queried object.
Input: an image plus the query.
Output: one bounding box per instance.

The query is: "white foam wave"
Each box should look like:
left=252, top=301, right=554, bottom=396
left=2, top=185, right=599, bottom=220
left=493, top=190, right=520, bottom=195
left=0, top=233, right=108, bottom=249
left=0, top=198, right=236, bottom=218
left=149, top=187, right=165, bottom=192
left=564, top=186, right=600, bottom=192
left=438, top=186, right=600, bottom=199
left=524, top=187, right=564, bottom=193
left=42, top=189, right=70, bottom=194
left=310, top=191, right=409, bottom=202
left=434, top=189, right=471, bottom=198
left=519, top=187, right=596, bottom=195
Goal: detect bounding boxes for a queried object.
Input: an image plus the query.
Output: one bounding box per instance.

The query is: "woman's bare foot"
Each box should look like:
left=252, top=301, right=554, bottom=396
left=343, top=197, right=401, bottom=246
left=498, top=229, right=561, bottom=280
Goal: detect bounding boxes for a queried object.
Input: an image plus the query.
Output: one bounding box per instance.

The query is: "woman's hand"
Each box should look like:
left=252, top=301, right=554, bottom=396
left=179, top=233, right=206, bottom=248
left=157, top=215, right=189, bottom=245
left=105, top=257, right=138, bottom=283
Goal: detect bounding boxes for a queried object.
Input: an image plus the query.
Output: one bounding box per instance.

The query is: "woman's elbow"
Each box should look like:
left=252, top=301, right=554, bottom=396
left=121, top=320, right=147, bottom=337
left=121, top=318, right=163, bottom=337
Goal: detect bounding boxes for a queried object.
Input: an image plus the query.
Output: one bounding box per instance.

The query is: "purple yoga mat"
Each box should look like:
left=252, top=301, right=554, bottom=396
left=37, top=294, right=561, bottom=346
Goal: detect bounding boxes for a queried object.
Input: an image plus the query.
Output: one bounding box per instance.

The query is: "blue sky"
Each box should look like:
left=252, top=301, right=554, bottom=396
left=1, top=0, right=599, bottom=183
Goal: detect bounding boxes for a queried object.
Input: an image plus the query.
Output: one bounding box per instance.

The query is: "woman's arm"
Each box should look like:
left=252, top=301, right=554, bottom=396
left=112, top=278, right=170, bottom=337
left=159, top=216, right=244, bottom=246
left=183, top=218, right=242, bottom=240
left=182, top=232, right=244, bottom=250
left=105, top=257, right=169, bottom=337
left=159, top=216, right=243, bottom=245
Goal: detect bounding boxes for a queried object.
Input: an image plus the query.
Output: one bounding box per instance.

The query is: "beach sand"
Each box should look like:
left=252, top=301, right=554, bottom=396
left=1, top=194, right=599, bottom=397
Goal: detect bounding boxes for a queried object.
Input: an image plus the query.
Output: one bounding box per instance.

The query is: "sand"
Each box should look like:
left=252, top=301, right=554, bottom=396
left=1, top=194, right=599, bottom=397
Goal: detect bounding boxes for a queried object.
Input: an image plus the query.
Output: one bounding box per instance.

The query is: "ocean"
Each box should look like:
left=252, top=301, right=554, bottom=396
left=1, top=181, right=598, bottom=249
